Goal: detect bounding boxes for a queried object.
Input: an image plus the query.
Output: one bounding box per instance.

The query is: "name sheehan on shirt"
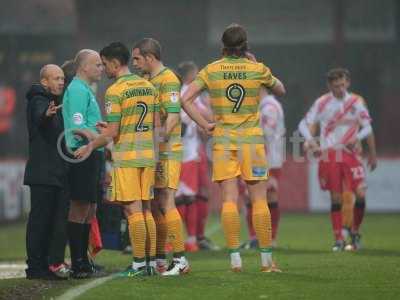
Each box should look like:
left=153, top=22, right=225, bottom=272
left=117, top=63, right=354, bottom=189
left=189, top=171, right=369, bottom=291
left=122, top=87, right=154, bottom=100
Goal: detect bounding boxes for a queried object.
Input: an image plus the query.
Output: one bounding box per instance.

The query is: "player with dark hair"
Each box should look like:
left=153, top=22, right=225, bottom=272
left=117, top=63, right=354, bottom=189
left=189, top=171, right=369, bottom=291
left=75, top=42, right=159, bottom=276
left=299, top=68, right=377, bottom=251
left=181, top=24, right=285, bottom=272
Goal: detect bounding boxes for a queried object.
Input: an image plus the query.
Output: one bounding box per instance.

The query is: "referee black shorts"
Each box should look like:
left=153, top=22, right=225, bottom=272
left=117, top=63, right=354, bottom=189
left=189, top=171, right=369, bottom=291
left=68, top=150, right=103, bottom=203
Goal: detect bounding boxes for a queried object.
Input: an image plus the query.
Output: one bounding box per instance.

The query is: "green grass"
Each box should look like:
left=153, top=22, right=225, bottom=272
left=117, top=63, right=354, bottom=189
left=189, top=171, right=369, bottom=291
left=1, top=214, right=400, bottom=300
left=0, top=221, right=26, bottom=261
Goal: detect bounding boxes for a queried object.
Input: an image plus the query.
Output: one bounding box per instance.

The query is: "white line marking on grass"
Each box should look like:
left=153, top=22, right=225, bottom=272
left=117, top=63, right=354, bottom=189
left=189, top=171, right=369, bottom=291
left=57, top=274, right=116, bottom=300
left=0, top=263, right=27, bottom=269
left=0, top=262, right=27, bottom=279
left=58, top=219, right=222, bottom=299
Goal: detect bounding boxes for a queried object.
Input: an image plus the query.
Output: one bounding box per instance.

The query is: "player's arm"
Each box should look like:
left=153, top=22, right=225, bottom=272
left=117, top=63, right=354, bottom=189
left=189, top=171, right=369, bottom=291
left=181, top=82, right=214, bottom=134
left=269, top=77, right=286, bottom=97
left=160, top=78, right=183, bottom=140
left=298, top=100, right=320, bottom=151
left=165, top=113, right=179, bottom=138
left=355, top=100, right=377, bottom=170
left=261, top=105, right=278, bottom=138
left=198, top=92, right=214, bottom=123
left=359, top=97, right=377, bottom=171
left=74, top=122, right=119, bottom=159
left=366, top=132, right=377, bottom=171
left=260, top=64, right=286, bottom=97
left=182, top=68, right=215, bottom=134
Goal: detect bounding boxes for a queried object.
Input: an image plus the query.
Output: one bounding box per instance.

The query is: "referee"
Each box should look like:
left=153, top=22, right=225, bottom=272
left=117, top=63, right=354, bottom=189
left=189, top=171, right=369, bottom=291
left=62, top=49, right=104, bottom=279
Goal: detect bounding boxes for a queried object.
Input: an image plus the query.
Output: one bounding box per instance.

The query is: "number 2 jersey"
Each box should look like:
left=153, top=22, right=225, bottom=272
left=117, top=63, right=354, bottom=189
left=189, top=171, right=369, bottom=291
left=105, top=73, right=159, bottom=168
left=194, top=56, right=277, bottom=150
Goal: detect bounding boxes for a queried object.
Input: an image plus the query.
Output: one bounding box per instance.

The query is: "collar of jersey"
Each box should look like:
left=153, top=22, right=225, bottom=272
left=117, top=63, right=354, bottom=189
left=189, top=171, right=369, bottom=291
left=74, top=76, right=93, bottom=91
left=330, top=91, right=351, bottom=102
left=151, top=67, right=168, bottom=80
left=224, top=55, right=246, bottom=62
left=116, top=73, right=136, bottom=82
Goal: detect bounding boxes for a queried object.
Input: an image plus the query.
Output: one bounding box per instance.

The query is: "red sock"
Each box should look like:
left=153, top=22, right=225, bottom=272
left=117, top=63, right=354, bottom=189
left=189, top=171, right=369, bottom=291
left=246, top=205, right=256, bottom=240
left=331, top=203, right=343, bottom=241
left=177, top=204, right=187, bottom=220
left=268, top=202, right=280, bottom=240
left=196, top=198, right=208, bottom=238
left=186, top=201, right=197, bottom=238
left=352, top=200, right=365, bottom=233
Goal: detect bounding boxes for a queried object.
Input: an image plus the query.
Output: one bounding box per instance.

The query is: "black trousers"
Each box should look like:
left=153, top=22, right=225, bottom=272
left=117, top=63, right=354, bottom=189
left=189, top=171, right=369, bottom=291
left=26, top=185, right=69, bottom=273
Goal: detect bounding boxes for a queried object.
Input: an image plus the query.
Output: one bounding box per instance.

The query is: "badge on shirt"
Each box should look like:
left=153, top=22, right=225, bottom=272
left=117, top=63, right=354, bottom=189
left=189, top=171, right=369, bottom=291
left=252, top=167, right=267, bottom=177
left=73, top=113, right=84, bottom=125
left=170, top=92, right=179, bottom=103
left=105, top=101, right=112, bottom=114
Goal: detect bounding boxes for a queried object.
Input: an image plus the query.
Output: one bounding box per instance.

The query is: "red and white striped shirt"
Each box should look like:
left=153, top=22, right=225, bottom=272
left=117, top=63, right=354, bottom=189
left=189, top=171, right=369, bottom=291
left=303, top=92, right=371, bottom=150
left=260, top=95, right=285, bottom=168
left=180, top=84, right=209, bottom=162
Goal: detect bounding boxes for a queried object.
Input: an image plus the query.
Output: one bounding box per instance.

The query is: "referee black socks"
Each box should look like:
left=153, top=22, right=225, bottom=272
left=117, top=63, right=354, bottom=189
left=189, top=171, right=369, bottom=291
left=67, top=221, right=84, bottom=269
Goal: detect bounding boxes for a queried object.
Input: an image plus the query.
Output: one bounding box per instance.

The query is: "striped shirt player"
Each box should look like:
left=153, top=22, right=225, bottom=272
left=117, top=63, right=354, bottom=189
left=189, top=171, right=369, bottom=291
left=176, top=85, right=209, bottom=198
left=105, top=74, right=159, bottom=201
left=181, top=24, right=286, bottom=273
left=298, top=68, right=375, bottom=252
left=194, top=56, right=277, bottom=181
left=259, top=94, right=285, bottom=191
left=299, top=92, right=372, bottom=194
left=150, top=68, right=182, bottom=190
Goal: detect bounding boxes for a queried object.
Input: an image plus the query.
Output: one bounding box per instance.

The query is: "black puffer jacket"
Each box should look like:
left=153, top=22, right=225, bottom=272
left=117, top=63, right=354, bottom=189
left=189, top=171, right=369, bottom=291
left=24, top=84, right=68, bottom=187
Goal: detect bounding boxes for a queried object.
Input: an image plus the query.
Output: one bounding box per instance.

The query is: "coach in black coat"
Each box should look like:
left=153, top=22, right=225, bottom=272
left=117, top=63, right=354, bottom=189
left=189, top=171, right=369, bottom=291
left=24, top=64, right=69, bottom=279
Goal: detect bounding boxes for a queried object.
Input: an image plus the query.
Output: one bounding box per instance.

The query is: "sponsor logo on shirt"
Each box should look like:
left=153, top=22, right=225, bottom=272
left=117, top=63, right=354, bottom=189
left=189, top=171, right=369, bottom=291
left=73, top=113, right=84, bottom=125
left=252, top=167, right=267, bottom=177
left=170, top=92, right=179, bottom=103
left=105, top=101, right=112, bottom=114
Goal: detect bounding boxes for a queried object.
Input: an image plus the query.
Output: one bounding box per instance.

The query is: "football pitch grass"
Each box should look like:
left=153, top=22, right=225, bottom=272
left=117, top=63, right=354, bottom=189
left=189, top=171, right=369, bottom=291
left=0, top=213, right=399, bottom=300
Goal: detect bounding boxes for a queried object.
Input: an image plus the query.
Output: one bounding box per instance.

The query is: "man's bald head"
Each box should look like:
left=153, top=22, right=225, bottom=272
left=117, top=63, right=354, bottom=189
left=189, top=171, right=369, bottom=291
left=39, top=64, right=64, bottom=96
left=74, top=49, right=98, bottom=69
left=40, top=64, right=63, bottom=80
left=74, top=49, right=103, bottom=83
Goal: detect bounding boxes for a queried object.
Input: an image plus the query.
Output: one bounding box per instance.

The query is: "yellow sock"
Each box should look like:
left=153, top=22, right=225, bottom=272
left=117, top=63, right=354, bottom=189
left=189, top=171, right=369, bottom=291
left=165, top=208, right=185, bottom=256
left=144, top=211, right=157, bottom=260
left=153, top=211, right=168, bottom=259
left=342, top=191, right=354, bottom=228
left=221, top=202, right=240, bottom=251
left=127, top=212, right=146, bottom=263
left=252, top=199, right=272, bottom=250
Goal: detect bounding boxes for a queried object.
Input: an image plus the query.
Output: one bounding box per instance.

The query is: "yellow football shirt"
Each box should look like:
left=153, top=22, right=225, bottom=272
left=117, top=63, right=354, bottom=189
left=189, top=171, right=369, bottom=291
left=105, top=73, right=159, bottom=167
left=150, top=67, right=182, bottom=161
left=194, top=56, right=277, bottom=150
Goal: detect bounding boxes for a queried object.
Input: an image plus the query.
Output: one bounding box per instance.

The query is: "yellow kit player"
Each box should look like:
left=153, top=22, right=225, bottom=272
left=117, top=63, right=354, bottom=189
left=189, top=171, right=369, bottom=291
left=75, top=42, right=158, bottom=276
left=132, top=38, right=189, bottom=275
left=182, top=24, right=286, bottom=272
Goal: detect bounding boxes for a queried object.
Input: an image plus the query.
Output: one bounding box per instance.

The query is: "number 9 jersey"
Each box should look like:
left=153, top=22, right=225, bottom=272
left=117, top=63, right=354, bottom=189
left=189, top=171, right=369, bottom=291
left=194, top=56, right=277, bottom=181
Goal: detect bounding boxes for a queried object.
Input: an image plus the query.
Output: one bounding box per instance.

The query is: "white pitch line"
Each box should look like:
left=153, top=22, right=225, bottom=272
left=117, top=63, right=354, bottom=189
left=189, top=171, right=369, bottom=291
left=57, top=219, right=222, bottom=300
left=0, top=263, right=27, bottom=269
left=57, top=274, right=116, bottom=300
